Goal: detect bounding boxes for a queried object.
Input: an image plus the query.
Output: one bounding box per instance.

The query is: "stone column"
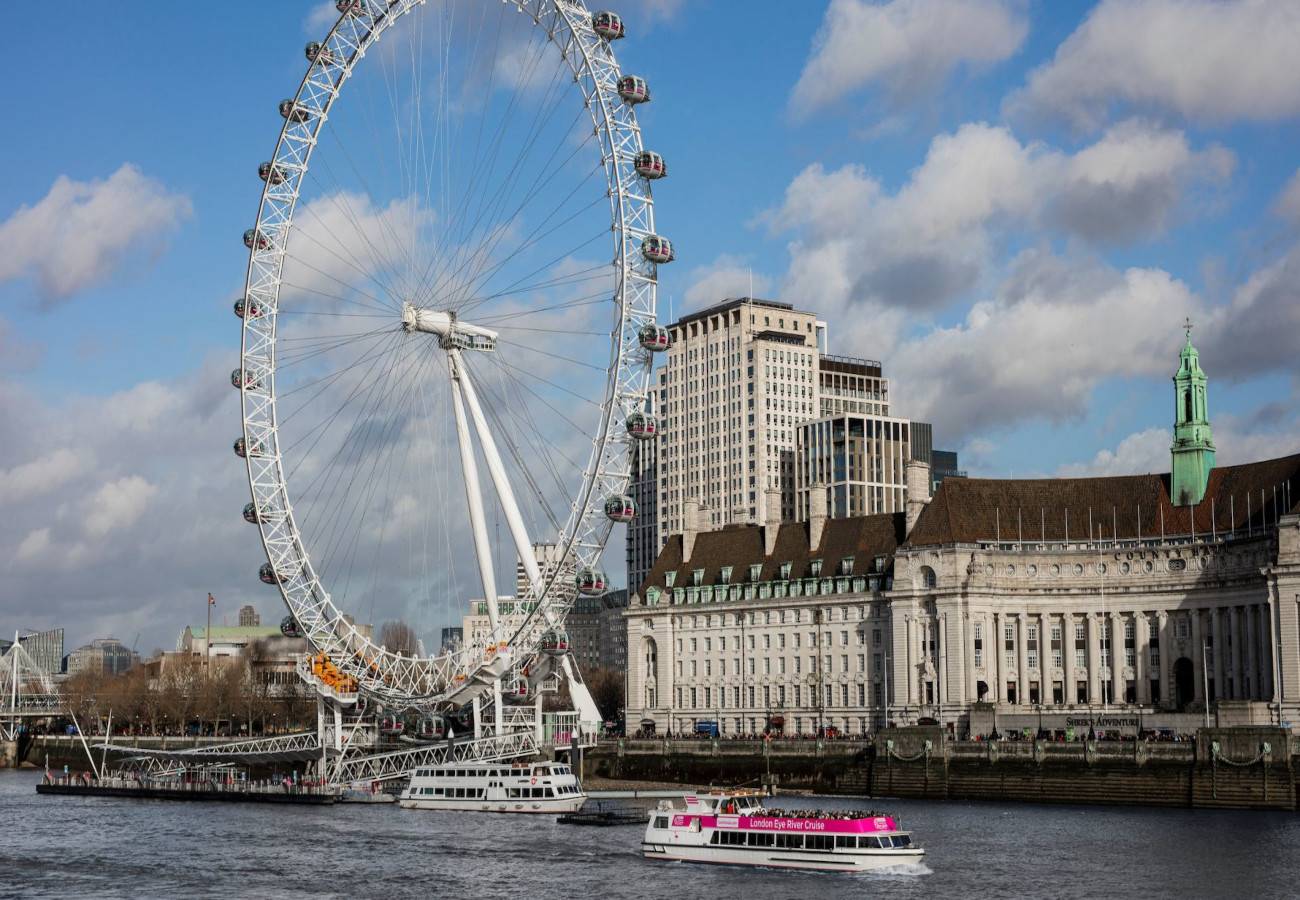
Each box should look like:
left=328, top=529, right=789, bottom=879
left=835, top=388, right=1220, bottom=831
left=1229, top=606, right=1244, bottom=700
left=1087, top=613, right=1102, bottom=704
left=1257, top=601, right=1274, bottom=701
left=1157, top=611, right=1171, bottom=706
left=966, top=612, right=978, bottom=704
left=1040, top=611, right=1051, bottom=704
left=1110, top=612, right=1125, bottom=704
left=1063, top=612, right=1076, bottom=706
left=1244, top=604, right=1258, bottom=699
left=1017, top=614, right=1029, bottom=706
left=1136, top=613, right=1151, bottom=704
left=906, top=614, right=919, bottom=705
left=1190, top=608, right=1204, bottom=703
left=1211, top=607, right=1226, bottom=704
left=995, top=612, right=1007, bottom=703
left=937, top=613, right=948, bottom=706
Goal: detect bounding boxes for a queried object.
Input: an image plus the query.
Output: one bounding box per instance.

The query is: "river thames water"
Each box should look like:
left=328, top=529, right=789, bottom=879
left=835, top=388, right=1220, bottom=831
left=2, top=770, right=1297, bottom=899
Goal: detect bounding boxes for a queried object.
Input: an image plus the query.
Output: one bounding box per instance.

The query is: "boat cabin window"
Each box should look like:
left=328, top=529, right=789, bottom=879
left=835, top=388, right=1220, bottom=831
left=892, top=834, right=912, bottom=848
left=774, top=834, right=802, bottom=849
left=835, top=836, right=854, bottom=849
left=805, top=835, right=833, bottom=851
left=745, top=832, right=775, bottom=847
left=654, top=816, right=670, bottom=829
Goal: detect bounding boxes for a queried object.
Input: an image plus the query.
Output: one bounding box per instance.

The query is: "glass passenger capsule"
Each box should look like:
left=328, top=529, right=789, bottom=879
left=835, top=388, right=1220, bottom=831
left=640, top=234, right=674, bottom=264
left=243, top=228, right=271, bottom=251
left=259, top=562, right=291, bottom=585
left=233, top=436, right=264, bottom=458
left=625, top=411, right=658, bottom=439
left=604, top=494, right=636, bottom=523
left=231, top=368, right=261, bottom=391
left=575, top=568, right=608, bottom=596
left=279, top=99, right=310, bottom=123
left=336, top=0, right=366, bottom=15
left=634, top=150, right=667, bottom=179
left=305, top=42, right=334, bottom=64
left=258, top=162, right=286, bottom=185
left=234, top=297, right=262, bottom=319
left=617, top=75, right=650, bottom=104
left=541, top=628, right=573, bottom=653
left=592, top=11, right=625, bottom=40
left=638, top=323, right=670, bottom=352
left=243, top=502, right=261, bottom=524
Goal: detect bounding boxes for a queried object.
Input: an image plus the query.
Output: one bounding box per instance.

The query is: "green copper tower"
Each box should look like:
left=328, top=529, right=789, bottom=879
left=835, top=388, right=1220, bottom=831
left=1170, top=319, right=1215, bottom=506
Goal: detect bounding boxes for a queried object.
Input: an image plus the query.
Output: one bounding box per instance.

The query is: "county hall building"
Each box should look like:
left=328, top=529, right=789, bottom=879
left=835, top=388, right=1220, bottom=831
left=624, top=331, right=1300, bottom=737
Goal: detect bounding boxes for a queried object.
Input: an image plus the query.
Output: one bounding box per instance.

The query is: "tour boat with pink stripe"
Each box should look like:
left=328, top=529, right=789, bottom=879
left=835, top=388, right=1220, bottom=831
left=642, top=790, right=923, bottom=871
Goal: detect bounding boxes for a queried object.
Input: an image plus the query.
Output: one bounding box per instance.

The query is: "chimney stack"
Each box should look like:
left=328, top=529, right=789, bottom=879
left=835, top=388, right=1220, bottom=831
left=809, top=483, right=828, bottom=551
left=763, top=487, right=782, bottom=556
left=905, top=460, right=932, bottom=535
left=683, top=496, right=701, bottom=563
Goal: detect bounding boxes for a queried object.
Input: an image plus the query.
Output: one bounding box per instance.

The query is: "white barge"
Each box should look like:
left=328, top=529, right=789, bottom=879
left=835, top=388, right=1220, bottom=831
left=399, top=761, right=586, bottom=814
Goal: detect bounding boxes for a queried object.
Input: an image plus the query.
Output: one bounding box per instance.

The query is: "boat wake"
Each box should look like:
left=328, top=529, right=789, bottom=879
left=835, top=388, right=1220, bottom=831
left=862, top=861, right=933, bottom=879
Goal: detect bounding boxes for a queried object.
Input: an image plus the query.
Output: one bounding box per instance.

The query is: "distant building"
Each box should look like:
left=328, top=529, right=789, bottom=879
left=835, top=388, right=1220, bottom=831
left=3, top=628, right=65, bottom=676
left=238, top=605, right=261, bottom=627
left=567, top=593, right=606, bottom=673
left=930, top=449, right=964, bottom=491
left=599, top=590, right=630, bottom=672
left=796, top=413, right=913, bottom=520
left=626, top=416, right=660, bottom=596
left=462, top=597, right=535, bottom=649
left=66, top=638, right=137, bottom=677
left=440, top=626, right=463, bottom=653
left=179, top=625, right=281, bottom=660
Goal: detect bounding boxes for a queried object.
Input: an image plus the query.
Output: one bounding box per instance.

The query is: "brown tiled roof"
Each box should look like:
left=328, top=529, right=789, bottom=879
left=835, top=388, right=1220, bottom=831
left=640, top=514, right=905, bottom=595
left=907, top=452, right=1300, bottom=547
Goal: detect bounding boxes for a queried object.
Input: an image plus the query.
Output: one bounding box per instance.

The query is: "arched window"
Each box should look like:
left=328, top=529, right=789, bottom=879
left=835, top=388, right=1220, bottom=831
left=1184, top=390, right=1193, bottom=422
left=919, top=565, right=937, bottom=590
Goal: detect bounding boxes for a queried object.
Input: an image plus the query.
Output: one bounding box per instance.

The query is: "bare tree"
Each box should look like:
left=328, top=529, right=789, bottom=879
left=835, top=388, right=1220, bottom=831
left=378, top=620, right=419, bottom=656
left=585, top=668, right=625, bottom=723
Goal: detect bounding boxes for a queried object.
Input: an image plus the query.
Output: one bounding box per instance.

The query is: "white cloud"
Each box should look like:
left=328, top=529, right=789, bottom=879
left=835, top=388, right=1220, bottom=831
left=14, top=527, right=50, bottom=564
left=1057, top=427, right=1168, bottom=477
left=1008, top=0, right=1300, bottom=130
left=637, top=0, right=686, bottom=24
left=1200, top=241, right=1300, bottom=381
left=82, top=476, right=158, bottom=540
left=303, top=1, right=338, bottom=35
left=1275, top=170, right=1300, bottom=225
left=791, top=0, right=1028, bottom=117
left=886, top=250, right=1201, bottom=439
left=0, top=448, right=92, bottom=506
left=767, top=120, right=1229, bottom=321
left=0, top=164, right=191, bottom=304
left=683, top=255, right=773, bottom=310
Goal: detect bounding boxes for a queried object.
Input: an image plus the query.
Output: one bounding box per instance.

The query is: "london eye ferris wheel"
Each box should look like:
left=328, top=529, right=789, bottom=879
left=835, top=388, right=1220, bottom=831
left=233, top=0, right=672, bottom=713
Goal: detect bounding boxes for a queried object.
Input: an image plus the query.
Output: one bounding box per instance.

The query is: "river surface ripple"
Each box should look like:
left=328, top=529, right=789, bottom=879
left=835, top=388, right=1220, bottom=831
left=2, top=770, right=1297, bottom=899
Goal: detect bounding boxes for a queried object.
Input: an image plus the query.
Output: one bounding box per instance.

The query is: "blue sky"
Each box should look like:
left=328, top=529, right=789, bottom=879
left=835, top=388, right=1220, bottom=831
left=2, top=0, right=1298, bottom=653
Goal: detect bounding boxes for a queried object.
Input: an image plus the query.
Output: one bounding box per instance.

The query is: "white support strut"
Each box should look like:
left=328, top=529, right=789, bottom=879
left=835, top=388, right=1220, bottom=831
left=449, top=350, right=500, bottom=633
left=456, top=358, right=557, bottom=627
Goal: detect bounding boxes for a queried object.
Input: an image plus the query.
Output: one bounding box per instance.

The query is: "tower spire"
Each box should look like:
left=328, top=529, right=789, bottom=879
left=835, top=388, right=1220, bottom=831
left=1170, top=323, right=1215, bottom=507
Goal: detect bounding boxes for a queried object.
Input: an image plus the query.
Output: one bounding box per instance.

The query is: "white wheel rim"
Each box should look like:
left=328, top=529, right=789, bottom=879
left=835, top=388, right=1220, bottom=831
left=238, top=0, right=661, bottom=709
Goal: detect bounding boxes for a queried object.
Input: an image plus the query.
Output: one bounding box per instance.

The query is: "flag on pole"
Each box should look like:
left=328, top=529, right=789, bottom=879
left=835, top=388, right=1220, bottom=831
left=208, top=593, right=216, bottom=606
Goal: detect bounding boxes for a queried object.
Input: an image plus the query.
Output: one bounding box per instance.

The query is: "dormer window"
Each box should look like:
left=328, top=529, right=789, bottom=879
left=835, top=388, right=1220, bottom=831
left=664, top=571, right=676, bottom=588
left=692, top=568, right=705, bottom=587
left=840, top=556, right=855, bottom=576
left=749, top=563, right=762, bottom=582
left=874, top=555, right=886, bottom=573
left=779, top=561, right=792, bottom=581
left=720, top=565, right=733, bottom=585
left=810, top=559, right=823, bottom=578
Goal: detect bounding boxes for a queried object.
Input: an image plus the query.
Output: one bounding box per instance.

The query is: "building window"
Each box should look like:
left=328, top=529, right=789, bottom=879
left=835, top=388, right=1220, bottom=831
left=664, top=572, right=676, bottom=588
left=1175, top=616, right=1190, bottom=639
left=779, top=562, right=792, bottom=580
left=1075, top=649, right=1086, bottom=669
left=810, top=559, right=823, bottom=578
left=749, top=564, right=762, bottom=582
left=840, top=556, right=854, bottom=576
left=720, top=566, right=733, bottom=585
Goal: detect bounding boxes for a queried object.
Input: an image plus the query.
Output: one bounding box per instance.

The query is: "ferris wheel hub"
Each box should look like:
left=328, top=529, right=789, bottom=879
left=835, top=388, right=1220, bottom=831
left=401, top=303, right=498, bottom=352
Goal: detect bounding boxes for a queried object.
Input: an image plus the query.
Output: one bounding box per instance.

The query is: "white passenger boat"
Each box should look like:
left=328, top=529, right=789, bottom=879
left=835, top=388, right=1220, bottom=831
left=399, top=761, right=586, bottom=814
left=642, top=790, right=924, bottom=872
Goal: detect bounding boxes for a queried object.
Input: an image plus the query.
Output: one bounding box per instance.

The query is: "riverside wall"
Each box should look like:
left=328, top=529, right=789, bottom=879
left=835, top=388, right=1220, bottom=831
left=587, top=726, right=1298, bottom=811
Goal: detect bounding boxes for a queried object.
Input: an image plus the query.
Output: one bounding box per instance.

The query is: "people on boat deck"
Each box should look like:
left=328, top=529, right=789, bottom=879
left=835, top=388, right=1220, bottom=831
left=750, top=806, right=889, bottom=820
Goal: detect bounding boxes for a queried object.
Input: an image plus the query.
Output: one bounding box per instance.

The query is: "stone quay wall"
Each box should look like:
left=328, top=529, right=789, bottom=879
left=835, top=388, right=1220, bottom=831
left=588, top=726, right=1298, bottom=811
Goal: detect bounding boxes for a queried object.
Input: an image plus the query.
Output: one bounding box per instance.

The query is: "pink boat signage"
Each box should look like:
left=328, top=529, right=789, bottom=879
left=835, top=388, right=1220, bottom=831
left=671, top=814, right=897, bottom=834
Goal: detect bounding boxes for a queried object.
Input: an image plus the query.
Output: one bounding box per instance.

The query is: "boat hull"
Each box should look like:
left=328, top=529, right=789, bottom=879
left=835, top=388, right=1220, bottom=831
left=399, top=795, right=586, bottom=814
left=641, top=842, right=925, bottom=872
